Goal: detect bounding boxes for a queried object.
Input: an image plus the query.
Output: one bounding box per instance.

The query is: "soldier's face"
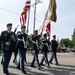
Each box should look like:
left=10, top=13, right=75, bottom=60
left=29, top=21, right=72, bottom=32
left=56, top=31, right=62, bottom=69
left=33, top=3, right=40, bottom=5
left=7, top=26, right=12, bottom=31
left=44, top=35, right=47, bottom=39
left=34, top=31, right=38, bottom=35
left=36, top=31, right=38, bottom=35
left=21, top=28, right=26, bottom=32
left=53, top=36, right=56, bottom=39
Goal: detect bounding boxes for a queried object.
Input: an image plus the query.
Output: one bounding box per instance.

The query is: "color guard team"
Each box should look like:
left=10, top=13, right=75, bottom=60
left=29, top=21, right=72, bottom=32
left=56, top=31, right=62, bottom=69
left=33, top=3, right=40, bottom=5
left=0, top=23, right=59, bottom=75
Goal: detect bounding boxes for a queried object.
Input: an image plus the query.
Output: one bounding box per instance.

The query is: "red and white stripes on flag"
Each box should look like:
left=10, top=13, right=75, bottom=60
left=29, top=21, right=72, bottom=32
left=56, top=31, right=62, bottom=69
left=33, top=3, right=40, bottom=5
left=39, top=10, right=51, bottom=37
left=23, top=0, right=31, bottom=10
left=20, top=12, right=27, bottom=27
left=46, top=22, right=51, bottom=36
left=39, top=11, right=48, bottom=33
left=20, top=0, right=31, bottom=26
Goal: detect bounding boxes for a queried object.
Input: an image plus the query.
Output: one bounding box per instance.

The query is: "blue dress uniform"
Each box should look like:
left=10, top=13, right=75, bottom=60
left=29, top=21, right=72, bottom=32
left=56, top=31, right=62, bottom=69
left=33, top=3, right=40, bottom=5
left=16, top=29, right=27, bottom=74
left=13, top=34, right=18, bottom=65
left=40, top=34, right=50, bottom=68
left=49, top=35, right=59, bottom=65
left=1, top=23, right=16, bottom=75
left=31, top=31, right=41, bottom=68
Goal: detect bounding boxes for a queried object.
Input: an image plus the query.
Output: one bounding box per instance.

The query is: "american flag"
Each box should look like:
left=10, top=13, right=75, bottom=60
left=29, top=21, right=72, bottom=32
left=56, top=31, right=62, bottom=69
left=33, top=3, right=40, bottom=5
left=39, top=9, right=51, bottom=37
left=39, top=10, right=48, bottom=33
left=46, top=22, right=51, bottom=36
left=20, top=0, right=31, bottom=26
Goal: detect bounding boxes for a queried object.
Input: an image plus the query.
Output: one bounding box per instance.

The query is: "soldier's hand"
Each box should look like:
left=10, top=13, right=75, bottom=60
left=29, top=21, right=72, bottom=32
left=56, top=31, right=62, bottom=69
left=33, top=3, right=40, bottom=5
left=40, top=32, right=42, bottom=36
left=11, top=35, right=15, bottom=39
left=6, top=42, right=10, bottom=46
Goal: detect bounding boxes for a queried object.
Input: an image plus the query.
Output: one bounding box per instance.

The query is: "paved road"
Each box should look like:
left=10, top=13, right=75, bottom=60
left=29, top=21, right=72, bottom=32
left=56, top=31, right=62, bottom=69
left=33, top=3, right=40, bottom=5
left=0, top=53, right=75, bottom=75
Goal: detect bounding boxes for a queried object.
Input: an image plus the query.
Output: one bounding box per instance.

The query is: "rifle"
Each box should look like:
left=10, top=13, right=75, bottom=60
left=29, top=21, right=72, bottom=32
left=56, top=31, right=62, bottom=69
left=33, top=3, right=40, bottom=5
left=14, top=25, right=19, bottom=33
left=5, top=25, right=19, bottom=51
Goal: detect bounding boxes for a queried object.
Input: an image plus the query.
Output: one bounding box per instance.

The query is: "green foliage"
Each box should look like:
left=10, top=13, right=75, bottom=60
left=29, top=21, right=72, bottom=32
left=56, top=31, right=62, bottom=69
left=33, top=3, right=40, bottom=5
left=60, top=38, right=74, bottom=48
left=72, top=28, right=75, bottom=46
left=28, top=34, right=33, bottom=47
left=28, top=34, right=33, bottom=42
left=59, top=28, right=75, bottom=48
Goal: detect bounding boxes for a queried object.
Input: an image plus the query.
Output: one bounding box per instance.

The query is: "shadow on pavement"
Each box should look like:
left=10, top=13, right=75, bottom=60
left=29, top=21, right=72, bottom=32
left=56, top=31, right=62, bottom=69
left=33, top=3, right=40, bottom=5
left=59, top=64, right=75, bottom=68
left=9, top=65, right=17, bottom=69
left=9, top=73, right=18, bottom=75
left=39, top=64, right=75, bottom=75
left=8, top=63, right=75, bottom=75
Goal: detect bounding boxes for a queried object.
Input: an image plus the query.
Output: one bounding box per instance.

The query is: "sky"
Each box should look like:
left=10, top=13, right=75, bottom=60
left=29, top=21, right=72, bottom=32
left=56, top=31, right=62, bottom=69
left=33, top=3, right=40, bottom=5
left=0, top=0, right=75, bottom=40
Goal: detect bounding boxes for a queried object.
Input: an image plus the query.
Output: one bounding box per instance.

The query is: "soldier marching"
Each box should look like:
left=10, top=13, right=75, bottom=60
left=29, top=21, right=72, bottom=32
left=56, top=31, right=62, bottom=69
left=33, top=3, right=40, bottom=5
left=1, top=23, right=16, bottom=75
left=0, top=23, right=59, bottom=75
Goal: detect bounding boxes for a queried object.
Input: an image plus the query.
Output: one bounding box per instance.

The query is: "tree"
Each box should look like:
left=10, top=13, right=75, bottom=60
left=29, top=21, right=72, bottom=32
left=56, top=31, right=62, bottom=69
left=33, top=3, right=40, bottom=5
left=28, top=34, right=32, bottom=42
left=69, top=40, right=74, bottom=48
left=72, top=28, right=75, bottom=47
left=60, top=38, right=74, bottom=48
left=28, top=34, right=33, bottom=47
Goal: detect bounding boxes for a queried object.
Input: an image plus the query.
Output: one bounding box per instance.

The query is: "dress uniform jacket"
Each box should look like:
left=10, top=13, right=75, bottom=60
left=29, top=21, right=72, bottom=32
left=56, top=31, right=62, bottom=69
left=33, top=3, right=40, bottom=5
left=16, top=32, right=27, bottom=50
left=41, top=37, right=49, bottom=53
left=1, top=30, right=16, bottom=52
left=51, top=40, right=58, bottom=52
left=32, top=35, right=41, bottom=51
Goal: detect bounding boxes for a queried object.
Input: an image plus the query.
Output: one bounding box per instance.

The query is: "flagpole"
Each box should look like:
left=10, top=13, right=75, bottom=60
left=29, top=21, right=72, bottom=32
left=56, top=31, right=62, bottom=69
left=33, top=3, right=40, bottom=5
left=27, top=9, right=30, bottom=34
left=33, top=0, right=36, bottom=33
left=32, top=0, right=42, bottom=33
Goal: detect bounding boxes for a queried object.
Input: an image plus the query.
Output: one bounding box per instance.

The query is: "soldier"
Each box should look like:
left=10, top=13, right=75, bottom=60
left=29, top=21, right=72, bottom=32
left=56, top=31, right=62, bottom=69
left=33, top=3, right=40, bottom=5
left=31, top=30, right=42, bottom=69
left=13, top=48, right=18, bottom=65
left=49, top=35, right=59, bottom=65
left=40, top=33, right=50, bottom=68
left=13, top=27, right=18, bottom=65
left=1, top=23, right=16, bottom=75
left=16, top=26, right=27, bottom=74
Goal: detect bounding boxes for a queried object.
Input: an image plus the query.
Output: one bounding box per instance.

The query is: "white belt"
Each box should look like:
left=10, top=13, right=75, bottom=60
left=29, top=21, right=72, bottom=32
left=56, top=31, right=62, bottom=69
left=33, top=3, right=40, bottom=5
left=17, top=38, right=23, bottom=41
left=32, top=41, right=36, bottom=44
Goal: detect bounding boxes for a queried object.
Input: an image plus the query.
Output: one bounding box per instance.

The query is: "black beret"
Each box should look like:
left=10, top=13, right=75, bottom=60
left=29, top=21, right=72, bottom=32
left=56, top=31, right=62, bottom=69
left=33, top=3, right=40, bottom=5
left=53, top=35, right=56, bottom=37
left=43, top=33, right=47, bottom=37
left=7, top=23, right=12, bottom=26
left=21, top=26, right=26, bottom=29
left=34, top=30, right=38, bottom=33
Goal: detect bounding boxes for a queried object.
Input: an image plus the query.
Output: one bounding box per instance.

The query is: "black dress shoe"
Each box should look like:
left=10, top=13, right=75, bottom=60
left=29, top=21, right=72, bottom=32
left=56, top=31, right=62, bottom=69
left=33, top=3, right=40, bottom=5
left=17, top=67, right=21, bottom=70
left=5, top=71, right=9, bottom=75
left=40, top=63, right=45, bottom=66
left=55, top=63, right=60, bottom=65
left=48, top=62, right=53, bottom=64
left=22, top=70, right=27, bottom=74
left=13, top=59, right=15, bottom=63
left=47, top=65, right=50, bottom=68
left=6, top=72, right=9, bottom=75
left=13, top=60, right=17, bottom=65
left=37, top=66, right=43, bottom=70
left=31, top=65, right=36, bottom=68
